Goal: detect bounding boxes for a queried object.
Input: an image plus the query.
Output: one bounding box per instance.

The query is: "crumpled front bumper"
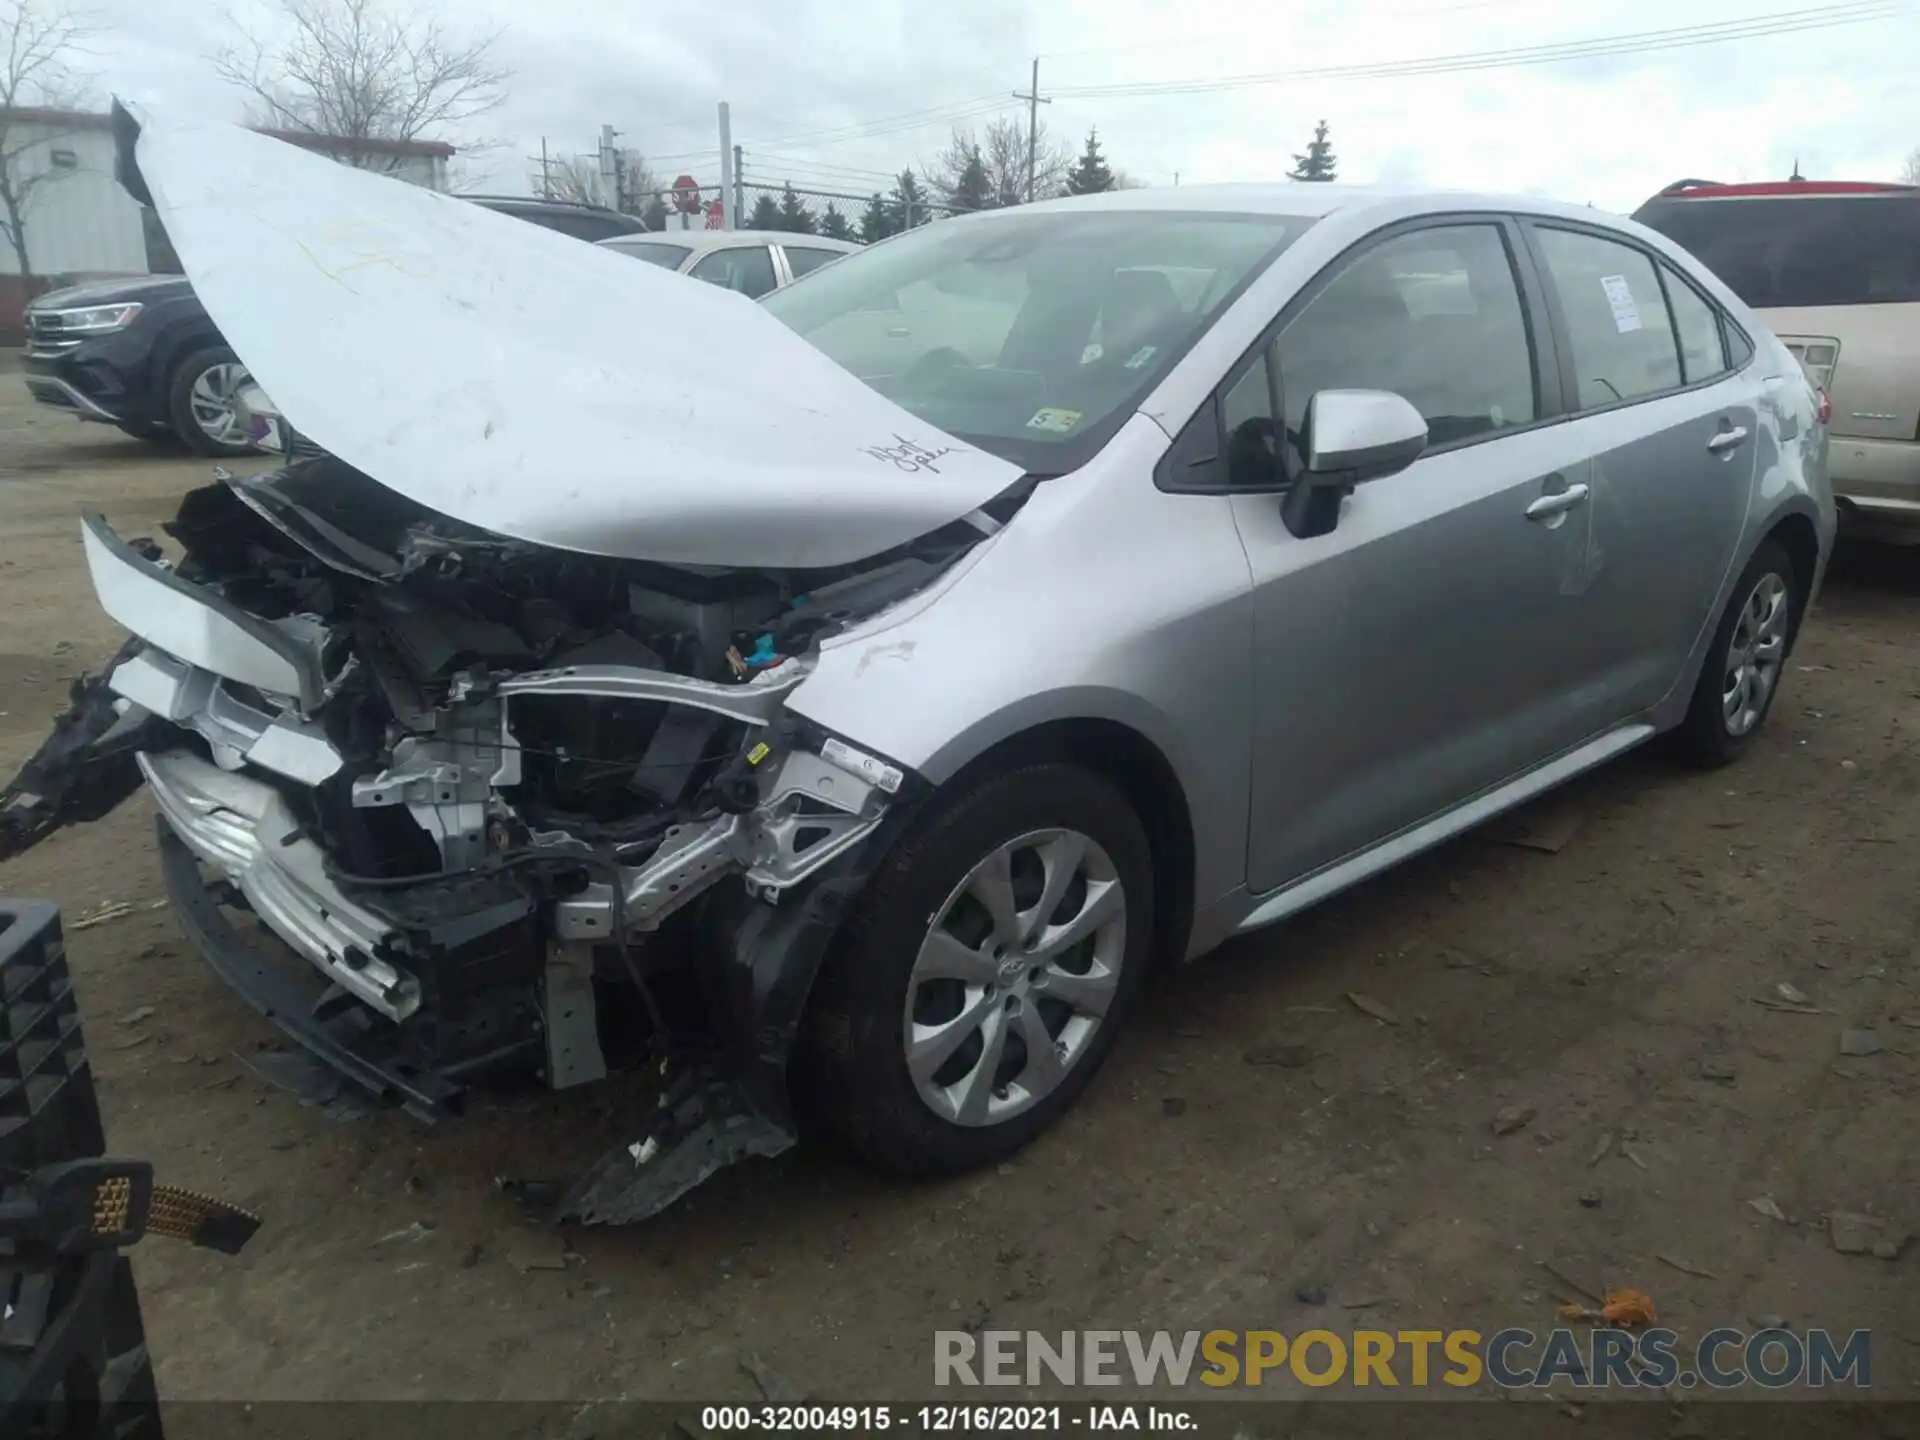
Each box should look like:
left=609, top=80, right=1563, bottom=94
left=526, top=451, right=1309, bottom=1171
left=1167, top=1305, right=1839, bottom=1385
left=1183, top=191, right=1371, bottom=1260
left=139, top=748, right=419, bottom=1020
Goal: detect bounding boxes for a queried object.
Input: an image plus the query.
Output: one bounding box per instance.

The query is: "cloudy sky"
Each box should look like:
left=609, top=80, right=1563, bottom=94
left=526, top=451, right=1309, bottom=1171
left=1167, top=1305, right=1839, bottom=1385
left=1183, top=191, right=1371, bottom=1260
left=76, top=0, right=1920, bottom=213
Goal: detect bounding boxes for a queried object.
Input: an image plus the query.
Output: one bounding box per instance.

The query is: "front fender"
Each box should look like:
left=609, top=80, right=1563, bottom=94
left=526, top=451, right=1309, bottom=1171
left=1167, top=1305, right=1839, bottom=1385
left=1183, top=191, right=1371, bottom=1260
left=783, top=415, right=1257, bottom=922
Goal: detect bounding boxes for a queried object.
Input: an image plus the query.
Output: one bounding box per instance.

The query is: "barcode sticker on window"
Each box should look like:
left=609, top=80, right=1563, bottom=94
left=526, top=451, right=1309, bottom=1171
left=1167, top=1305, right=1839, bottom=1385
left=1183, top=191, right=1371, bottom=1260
left=1600, top=274, right=1642, bottom=334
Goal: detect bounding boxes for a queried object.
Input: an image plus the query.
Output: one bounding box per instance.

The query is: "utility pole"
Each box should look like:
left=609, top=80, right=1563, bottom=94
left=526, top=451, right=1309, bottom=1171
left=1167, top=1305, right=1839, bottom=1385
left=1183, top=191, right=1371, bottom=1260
left=1013, top=57, right=1051, bottom=203
left=717, top=102, right=734, bottom=230
left=538, top=138, right=552, bottom=198
left=599, top=124, right=620, bottom=209
left=733, top=143, right=745, bottom=226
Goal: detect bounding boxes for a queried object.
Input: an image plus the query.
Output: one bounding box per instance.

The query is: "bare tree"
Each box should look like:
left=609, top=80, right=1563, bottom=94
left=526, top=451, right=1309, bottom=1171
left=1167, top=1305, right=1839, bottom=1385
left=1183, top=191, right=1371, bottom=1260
left=1901, top=148, right=1920, bottom=185
left=212, top=0, right=508, bottom=174
left=0, top=0, right=93, bottom=277
left=539, top=148, right=659, bottom=217
left=927, top=114, right=1070, bottom=209
left=984, top=114, right=1069, bottom=205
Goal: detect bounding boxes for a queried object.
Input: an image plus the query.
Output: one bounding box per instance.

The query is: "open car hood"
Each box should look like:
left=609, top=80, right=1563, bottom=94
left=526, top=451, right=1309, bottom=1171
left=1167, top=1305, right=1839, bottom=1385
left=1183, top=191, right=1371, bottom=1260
left=114, top=102, right=1022, bottom=569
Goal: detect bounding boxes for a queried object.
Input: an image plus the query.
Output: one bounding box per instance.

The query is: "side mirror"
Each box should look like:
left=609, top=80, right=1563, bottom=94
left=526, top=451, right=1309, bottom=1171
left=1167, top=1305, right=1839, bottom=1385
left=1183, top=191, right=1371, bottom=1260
left=1281, top=389, right=1427, bottom=540
left=1304, top=389, right=1428, bottom=482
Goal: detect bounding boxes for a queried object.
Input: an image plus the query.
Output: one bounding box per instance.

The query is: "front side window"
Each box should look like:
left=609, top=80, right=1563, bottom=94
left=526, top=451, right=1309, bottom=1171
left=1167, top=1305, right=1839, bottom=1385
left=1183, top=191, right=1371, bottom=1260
left=1275, top=223, right=1538, bottom=462
left=1663, top=263, right=1729, bottom=384
left=1535, top=227, right=1682, bottom=409
left=690, top=245, right=779, bottom=298
left=762, top=209, right=1309, bottom=473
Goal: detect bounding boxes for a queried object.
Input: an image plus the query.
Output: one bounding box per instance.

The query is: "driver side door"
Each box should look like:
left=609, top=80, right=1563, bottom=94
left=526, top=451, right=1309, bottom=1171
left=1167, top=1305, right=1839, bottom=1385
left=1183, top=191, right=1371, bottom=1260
left=1228, top=217, right=1617, bottom=894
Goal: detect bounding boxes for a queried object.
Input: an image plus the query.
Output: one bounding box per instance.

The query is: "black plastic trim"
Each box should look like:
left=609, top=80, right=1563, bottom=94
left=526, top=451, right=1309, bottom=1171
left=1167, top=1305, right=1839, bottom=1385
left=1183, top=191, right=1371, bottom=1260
left=154, top=822, right=454, bottom=1124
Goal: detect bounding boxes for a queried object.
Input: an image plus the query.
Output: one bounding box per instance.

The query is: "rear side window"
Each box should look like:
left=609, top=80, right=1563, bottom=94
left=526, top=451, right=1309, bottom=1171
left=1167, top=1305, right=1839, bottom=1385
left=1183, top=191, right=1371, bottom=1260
left=1662, top=265, right=1729, bottom=383
left=689, top=245, right=779, bottom=299
left=784, top=246, right=848, bottom=278
left=1534, top=227, right=1681, bottom=408
left=1634, top=195, right=1920, bottom=309
left=606, top=241, right=691, bottom=269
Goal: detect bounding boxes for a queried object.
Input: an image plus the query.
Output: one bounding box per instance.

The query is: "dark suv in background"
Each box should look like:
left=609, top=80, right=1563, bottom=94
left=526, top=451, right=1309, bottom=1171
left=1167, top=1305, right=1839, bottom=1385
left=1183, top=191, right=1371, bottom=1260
left=21, top=195, right=650, bottom=456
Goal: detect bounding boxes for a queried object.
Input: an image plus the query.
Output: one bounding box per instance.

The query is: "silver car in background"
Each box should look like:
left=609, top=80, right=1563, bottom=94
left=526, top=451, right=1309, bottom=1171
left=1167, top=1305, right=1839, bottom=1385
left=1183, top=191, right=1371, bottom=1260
left=8, top=117, right=1832, bottom=1222
left=598, top=228, right=862, bottom=298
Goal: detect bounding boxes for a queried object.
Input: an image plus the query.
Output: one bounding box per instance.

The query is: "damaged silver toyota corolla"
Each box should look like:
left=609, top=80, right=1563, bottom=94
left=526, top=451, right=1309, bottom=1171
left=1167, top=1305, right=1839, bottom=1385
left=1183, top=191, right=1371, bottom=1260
left=2, top=104, right=1834, bottom=1223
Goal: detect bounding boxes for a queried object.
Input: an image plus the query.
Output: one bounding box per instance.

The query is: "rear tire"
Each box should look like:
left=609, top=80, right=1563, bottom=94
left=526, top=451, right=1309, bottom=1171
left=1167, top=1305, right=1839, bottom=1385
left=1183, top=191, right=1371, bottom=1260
left=1671, top=538, right=1801, bottom=767
left=801, top=763, right=1154, bottom=1176
left=165, top=347, right=255, bottom=457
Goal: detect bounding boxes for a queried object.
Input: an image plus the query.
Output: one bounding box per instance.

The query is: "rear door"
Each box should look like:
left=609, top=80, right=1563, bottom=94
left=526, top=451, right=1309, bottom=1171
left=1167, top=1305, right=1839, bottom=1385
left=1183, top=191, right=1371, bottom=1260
left=1521, top=220, right=1758, bottom=713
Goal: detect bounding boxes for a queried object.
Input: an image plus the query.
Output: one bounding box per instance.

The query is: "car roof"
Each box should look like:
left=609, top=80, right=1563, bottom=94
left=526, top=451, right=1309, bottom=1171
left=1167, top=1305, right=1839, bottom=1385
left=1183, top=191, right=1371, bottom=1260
left=965, top=182, right=1628, bottom=230
left=597, top=230, right=863, bottom=255
left=1644, top=179, right=1918, bottom=201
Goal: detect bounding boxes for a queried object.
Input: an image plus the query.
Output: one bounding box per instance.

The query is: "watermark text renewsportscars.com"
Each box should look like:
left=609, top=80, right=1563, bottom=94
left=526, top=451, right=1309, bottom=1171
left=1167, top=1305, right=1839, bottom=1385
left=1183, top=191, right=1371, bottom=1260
left=933, top=1327, right=1872, bottom=1390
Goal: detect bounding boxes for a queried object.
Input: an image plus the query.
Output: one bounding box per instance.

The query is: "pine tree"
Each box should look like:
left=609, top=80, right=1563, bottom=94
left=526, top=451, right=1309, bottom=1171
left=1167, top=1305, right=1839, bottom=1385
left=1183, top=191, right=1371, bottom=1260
left=945, top=143, right=993, bottom=213
left=1287, top=121, right=1337, bottom=182
left=777, top=183, right=817, bottom=234
left=1066, top=129, right=1116, bottom=195
left=820, top=202, right=853, bottom=240
left=889, top=170, right=931, bottom=230
left=859, top=192, right=892, bottom=242
left=748, top=192, right=782, bottom=230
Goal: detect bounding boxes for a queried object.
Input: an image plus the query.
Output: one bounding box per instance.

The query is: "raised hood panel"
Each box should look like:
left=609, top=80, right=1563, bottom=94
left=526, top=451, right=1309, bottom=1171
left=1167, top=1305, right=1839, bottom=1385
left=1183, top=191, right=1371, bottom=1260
left=116, top=102, right=1023, bottom=569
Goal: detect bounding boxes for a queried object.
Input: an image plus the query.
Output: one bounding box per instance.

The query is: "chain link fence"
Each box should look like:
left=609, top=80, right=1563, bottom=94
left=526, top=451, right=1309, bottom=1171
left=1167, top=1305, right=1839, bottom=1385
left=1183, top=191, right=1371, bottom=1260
left=620, top=180, right=964, bottom=242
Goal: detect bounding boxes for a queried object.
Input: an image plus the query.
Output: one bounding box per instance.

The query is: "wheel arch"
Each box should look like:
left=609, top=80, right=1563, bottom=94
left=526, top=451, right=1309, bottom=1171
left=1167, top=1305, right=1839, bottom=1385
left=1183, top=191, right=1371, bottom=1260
left=928, top=716, right=1197, bottom=971
left=1765, top=509, right=1822, bottom=622
left=146, top=325, right=232, bottom=401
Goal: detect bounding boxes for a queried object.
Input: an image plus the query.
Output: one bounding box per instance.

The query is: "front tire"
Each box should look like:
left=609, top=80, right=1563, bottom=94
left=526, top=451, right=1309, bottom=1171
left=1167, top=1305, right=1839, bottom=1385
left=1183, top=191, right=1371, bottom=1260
left=1671, top=537, right=1801, bottom=767
left=165, top=347, right=255, bottom=457
left=802, top=763, right=1154, bottom=1175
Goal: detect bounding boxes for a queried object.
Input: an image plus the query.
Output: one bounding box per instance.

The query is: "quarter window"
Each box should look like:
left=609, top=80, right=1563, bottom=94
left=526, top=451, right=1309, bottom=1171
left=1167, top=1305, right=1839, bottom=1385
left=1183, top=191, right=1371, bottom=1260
left=1274, top=224, right=1538, bottom=462
left=689, top=245, right=779, bottom=298
left=1535, top=227, right=1682, bottom=408
left=1662, top=263, right=1729, bottom=384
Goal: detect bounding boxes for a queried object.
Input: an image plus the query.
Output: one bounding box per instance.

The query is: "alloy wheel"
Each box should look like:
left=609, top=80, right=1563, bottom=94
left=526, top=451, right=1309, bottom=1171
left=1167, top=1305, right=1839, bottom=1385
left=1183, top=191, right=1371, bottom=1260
left=187, top=362, right=250, bottom=446
left=1722, top=571, right=1790, bottom=738
left=903, top=828, right=1127, bottom=1127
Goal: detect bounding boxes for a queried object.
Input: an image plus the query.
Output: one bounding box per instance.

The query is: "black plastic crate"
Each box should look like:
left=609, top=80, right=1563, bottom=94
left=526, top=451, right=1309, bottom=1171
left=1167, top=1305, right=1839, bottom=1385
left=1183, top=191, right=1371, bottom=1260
left=0, top=899, right=105, bottom=1169
left=0, top=898, right=164, bottom=1440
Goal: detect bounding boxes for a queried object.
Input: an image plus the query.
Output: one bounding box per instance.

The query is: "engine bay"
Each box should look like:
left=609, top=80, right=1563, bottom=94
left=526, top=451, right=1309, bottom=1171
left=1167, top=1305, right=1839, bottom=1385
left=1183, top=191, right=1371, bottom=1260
left=0, top=452, right=1001, bottom=1148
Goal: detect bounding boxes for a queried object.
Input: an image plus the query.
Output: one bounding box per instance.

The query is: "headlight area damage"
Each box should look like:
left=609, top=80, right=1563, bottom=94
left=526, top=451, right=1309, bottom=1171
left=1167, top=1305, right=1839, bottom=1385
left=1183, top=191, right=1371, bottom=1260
left=0, top=458, right=982, bottom=1225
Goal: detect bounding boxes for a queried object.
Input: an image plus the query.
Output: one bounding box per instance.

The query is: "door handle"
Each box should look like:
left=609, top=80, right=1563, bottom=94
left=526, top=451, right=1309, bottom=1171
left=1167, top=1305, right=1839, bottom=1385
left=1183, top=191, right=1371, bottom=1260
left=1707, top=425, right=1750, bottom=454
left=887, top=326, right=911, bottom=337
left=1525, top=483, right=1591, bottom=520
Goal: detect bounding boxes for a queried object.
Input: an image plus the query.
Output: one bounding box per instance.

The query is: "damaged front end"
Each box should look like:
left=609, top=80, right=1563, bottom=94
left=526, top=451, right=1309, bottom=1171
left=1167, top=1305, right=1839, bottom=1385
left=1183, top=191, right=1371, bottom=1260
left=1, top=458, right=967, bottom=1224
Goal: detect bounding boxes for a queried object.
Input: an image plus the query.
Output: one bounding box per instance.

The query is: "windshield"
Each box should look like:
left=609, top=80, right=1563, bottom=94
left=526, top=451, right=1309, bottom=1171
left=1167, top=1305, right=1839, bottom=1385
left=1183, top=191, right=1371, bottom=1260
left=1635, top=195, right=1920, bottom=309
left=762, top=209, right=1310, bottom=472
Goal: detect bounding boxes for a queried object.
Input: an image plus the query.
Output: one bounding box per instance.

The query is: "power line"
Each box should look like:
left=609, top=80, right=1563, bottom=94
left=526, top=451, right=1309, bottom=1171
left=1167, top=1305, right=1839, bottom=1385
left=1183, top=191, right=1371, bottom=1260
left=748, top=151, right=899, bottom=182
left=1037, top=0, right=1533, bottom=61
left=737, top=1, right=1902, bottom=167
left=1052, top=2, right=1906, bottom=98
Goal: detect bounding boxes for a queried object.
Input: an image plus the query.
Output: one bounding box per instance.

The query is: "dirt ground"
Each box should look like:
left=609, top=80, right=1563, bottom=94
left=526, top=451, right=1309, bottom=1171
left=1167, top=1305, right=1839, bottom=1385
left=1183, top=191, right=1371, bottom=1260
left=1, top=349, right=1917, bottom=1407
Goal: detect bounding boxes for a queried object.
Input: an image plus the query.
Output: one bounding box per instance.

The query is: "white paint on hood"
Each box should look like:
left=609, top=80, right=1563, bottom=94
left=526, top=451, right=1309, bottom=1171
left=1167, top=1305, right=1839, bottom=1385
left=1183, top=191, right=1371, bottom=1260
left=127, top=105, right=1023, bottom=568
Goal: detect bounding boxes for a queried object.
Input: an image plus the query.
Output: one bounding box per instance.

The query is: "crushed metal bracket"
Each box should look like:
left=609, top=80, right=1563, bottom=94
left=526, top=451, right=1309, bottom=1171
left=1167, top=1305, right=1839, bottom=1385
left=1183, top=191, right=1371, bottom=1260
left=551, top=1069, right=794, bottom=1226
